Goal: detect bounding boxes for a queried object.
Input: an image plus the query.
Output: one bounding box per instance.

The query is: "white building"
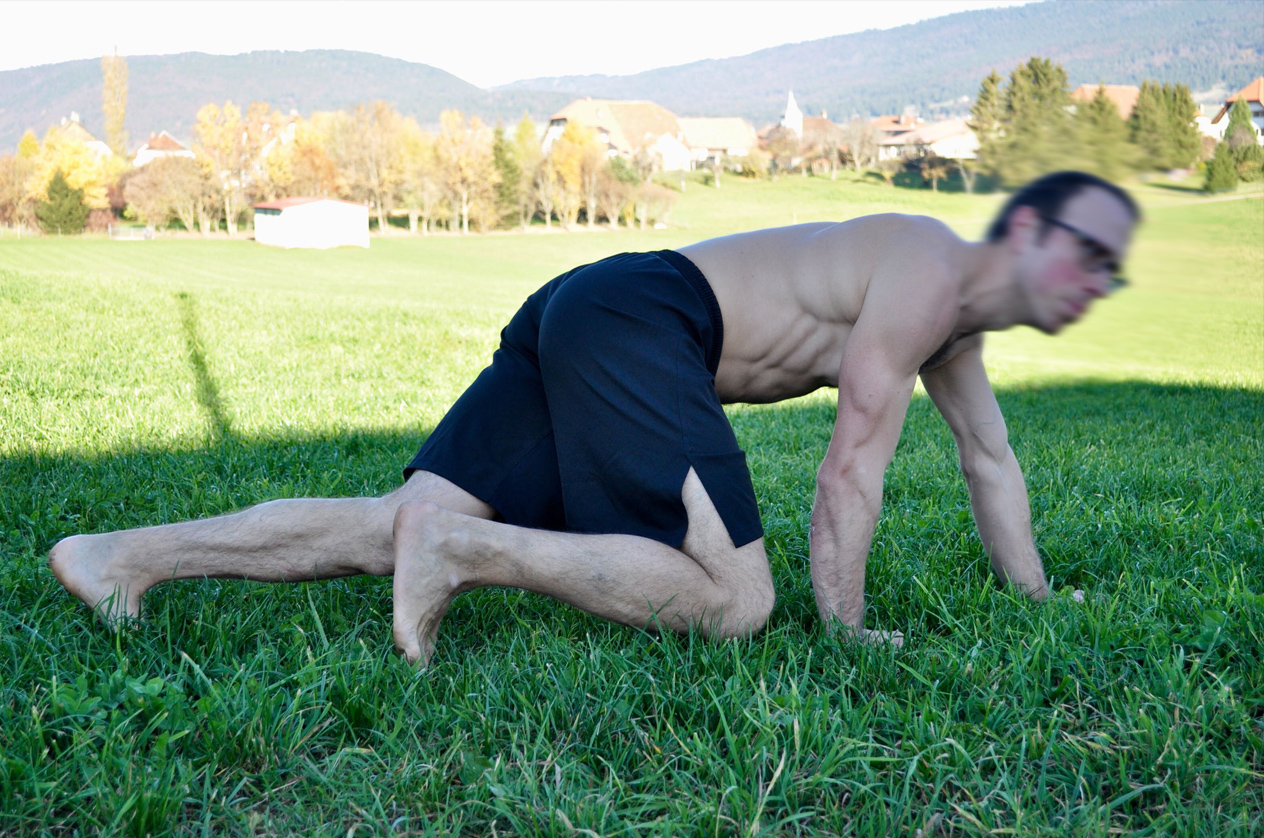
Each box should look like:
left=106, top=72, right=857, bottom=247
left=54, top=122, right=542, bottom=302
left=679, top=117, right=759, bottom=168
left=252, top=197, right=369, bottom=249
left=1211, top=77, right=1264, bottom=145
left=780, top=91, right=804, bottom=138
left=878, top=118, right=978, bottom=161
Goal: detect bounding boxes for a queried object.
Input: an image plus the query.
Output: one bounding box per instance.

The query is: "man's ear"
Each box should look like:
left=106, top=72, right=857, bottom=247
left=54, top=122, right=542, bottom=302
left=1007, top=205, right=1041, bottom=253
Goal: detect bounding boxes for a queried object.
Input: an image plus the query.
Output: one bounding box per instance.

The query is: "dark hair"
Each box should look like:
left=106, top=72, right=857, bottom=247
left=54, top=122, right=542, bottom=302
left=985, top=171, right=1140, bottom=243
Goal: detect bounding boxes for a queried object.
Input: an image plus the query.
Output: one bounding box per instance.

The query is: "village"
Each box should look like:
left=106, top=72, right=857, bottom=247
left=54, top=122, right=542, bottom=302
left=3, top=65, right=1263, bottom=247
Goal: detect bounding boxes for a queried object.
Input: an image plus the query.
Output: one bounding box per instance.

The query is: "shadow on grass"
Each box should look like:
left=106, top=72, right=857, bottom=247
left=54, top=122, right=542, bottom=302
left=4, top=377, right=1259, bottom=563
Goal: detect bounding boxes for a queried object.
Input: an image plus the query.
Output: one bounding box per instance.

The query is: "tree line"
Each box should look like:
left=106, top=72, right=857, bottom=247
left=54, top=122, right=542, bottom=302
left=0, top=99, right=684, bottom=237
left=967, top=57, right=1261, bottom=192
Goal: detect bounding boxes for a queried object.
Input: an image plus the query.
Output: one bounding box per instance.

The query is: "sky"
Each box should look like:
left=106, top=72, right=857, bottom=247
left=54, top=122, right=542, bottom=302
left=1, top=0, right=1037, bottom=88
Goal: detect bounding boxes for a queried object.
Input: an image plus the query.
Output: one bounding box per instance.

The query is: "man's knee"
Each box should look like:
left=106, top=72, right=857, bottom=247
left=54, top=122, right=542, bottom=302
left=705, top=540, right=775, bottom=639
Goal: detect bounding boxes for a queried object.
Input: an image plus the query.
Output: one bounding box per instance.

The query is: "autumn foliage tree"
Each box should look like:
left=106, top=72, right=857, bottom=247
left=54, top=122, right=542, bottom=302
left=435, top=110, right=497, bottom=234
left=101, top=48, right=128, bottom=156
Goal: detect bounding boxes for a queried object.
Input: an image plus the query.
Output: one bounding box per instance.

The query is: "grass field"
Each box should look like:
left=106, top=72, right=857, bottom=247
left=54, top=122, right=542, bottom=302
left=1, top=175, right=1261, bottom=836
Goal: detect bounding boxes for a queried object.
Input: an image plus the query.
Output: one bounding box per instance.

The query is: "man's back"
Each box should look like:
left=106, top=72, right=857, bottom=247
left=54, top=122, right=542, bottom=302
left=678, top=214, right=966, bottom=404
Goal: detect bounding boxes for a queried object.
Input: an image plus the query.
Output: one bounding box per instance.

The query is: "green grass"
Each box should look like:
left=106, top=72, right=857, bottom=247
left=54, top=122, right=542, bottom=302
left=1, top=177, right=1261, bottom=836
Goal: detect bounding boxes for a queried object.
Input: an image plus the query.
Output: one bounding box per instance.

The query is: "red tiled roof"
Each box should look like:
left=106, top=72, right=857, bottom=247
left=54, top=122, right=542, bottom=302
left=879, top=118, right=974, bottom=147
left=870, top=114, right=923, bottom=136
left=1212, top=77, right=1264, bottom=123
left=252, top=197, right=365, bottom=210
left=1071, top=84, right=1140, bottom=119
left=144, top=130, right=188, bottom=151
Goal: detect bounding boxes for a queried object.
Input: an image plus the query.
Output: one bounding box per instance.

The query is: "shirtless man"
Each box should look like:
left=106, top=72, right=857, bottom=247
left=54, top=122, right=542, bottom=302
left=50, top=171, right=1138, bottom=664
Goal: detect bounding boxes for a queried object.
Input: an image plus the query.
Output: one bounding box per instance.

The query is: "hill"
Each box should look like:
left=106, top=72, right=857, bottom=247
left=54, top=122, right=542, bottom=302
left=1, top=0, right=1259, bottom=152
left=500, top=0, right=1263, bottom=123
left=0, top=50, right=572, bottom=151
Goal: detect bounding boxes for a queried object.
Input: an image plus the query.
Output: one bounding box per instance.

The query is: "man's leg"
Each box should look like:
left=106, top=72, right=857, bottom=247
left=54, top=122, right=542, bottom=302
left=392, top=468, right=775, bottom=664
left=48, top=471, right=495, bottom=626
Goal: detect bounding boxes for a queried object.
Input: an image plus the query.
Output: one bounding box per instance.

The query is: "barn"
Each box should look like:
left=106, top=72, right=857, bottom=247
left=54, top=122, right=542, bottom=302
left=252, top=197, right=370, bottom=249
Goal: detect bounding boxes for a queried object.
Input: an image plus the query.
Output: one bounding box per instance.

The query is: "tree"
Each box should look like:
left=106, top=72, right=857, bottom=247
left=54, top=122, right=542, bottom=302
left=1225, top=97, right=1264, bottom=181
left=1203, top=142, right=1237, bottom=193
left=193, top=101, right=244, bottom=234
left=31, top=124, right=114, bottom=209
left=491, top=126, right=521, bottom=227
left=0, top=152, right=36, bottom=232
left=435, top=110, right=497, bottom=234
left=995, top=57, right=1077, bottom=186
left=534, top=156, right=559, bottom=229
left=919, top=154, right=950, bottom=192
left=550, top=121, right=600, bottom=227
left=124, top=155, right=208, bottom=232
left=101, top=48, right=128, bottom=156
left=345, top=101, right=406, bottom=232
left=764, top=126, right=799, bottom=174
left=35, top=169, right=89, bottom=234
left=1129, top=81, right=1201, bottom=171
left=512, top=115, right=541, bottom=229
left=969, top=70, right=1004, bottom=181
left=597, top=157, right=637, bottom=228
left=17, top=131, right=39, bottom=160
left=1075, top=84, right=1138, bottom=182
left=399, top=118, right=440, bottom=234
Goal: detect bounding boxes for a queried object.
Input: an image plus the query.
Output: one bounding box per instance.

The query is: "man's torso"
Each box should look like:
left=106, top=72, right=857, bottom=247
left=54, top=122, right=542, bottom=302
left=677, top=214, right=973, bottom=404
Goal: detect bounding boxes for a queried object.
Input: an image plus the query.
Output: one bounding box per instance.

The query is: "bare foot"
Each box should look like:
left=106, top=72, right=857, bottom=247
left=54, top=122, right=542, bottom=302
left=48, top=534, right=146, bottom=628
left=391, top=501, right=474, bottom=666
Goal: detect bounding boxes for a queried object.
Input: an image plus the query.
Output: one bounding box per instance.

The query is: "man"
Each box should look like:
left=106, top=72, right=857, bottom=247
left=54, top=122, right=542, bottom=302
left=50, top=171, right=1138, bottom=665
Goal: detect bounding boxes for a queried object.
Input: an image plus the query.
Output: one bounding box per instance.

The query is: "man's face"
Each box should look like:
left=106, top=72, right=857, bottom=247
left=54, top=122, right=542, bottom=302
left=1019, top=188, right=1136, bottom=334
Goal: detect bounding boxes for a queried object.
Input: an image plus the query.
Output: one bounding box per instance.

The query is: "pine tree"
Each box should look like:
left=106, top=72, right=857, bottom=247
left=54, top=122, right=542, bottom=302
left=1224, top=97, right=1264, bottom=181
left=1203, top=142, right=1237, bottom=193
left=491, top=126, right=521, bottom=227
left=1130, top=81, right=1201, bottom=171
left=1075, top=85, right=1137, bottom=182
left=969, top=70, right=1004, bottom=182
left=995, top=57, right=1076, bottom=186
left=35, top=169, right=89, bottom=234
left=1163, top=83, right=1201, bottom=169
left=1129, top=80, right=1168, bottom=168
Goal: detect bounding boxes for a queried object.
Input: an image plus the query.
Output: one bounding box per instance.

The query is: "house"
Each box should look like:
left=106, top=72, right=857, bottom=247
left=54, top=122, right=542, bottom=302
left=1211, top=77, right=1264, bottom=145
left=1070, top=84, right=1140, bottom=119
left=870, top=114, right=924, bottom=140
left=542, top=98, right=693, bottom=171
left=133, top=131, right=195, bottom=167
left=678, top=117, right=759, bottom=168
left=56, top=113, right=112, bottom=159
left=252, top=197, right=368, bottom=249
left=878, top=118, right=978, bottom=161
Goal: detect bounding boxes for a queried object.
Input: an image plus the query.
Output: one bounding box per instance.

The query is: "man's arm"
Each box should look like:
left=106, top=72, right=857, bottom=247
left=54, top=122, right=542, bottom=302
left=919, top=336, right=1048, bottom=598
left=810, top=261, right=956, bottom=639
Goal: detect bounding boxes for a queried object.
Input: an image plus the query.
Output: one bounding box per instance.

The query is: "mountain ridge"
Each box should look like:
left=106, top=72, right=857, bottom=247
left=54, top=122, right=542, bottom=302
left=2, top=0, right=1259, bottom=152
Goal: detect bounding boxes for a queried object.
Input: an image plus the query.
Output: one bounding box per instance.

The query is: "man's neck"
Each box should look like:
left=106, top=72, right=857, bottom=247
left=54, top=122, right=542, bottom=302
left=954, top=240, right=1030, bottom=334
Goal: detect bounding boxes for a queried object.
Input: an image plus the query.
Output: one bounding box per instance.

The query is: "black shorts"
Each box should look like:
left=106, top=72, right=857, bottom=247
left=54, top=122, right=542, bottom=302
left=405, top=250, right=763, bottom=549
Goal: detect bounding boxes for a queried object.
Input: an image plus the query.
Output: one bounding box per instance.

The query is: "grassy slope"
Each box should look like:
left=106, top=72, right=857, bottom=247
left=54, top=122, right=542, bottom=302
left=0, top=177, right=1260, bottom=836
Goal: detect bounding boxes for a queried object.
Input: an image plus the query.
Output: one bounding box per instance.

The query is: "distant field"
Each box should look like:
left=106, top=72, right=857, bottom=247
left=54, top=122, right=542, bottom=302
left=1, top=177, right=1261, bottom=836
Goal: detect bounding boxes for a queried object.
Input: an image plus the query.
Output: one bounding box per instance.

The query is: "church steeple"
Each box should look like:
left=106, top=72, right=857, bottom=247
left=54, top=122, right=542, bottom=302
left=780, top=91, right=803, bottom=137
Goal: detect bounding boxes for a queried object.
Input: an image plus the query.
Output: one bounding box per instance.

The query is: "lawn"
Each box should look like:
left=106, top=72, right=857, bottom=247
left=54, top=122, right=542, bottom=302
left=1, top=176, right=1261, bottom=836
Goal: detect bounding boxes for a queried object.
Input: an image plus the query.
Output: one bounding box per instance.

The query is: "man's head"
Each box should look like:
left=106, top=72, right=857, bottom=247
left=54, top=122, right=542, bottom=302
left=989, top=171, right=1140, bottom=334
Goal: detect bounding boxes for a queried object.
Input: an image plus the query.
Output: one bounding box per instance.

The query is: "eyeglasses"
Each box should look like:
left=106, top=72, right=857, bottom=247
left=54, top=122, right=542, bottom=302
left=1040, top=216, right=1129, bottom=293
